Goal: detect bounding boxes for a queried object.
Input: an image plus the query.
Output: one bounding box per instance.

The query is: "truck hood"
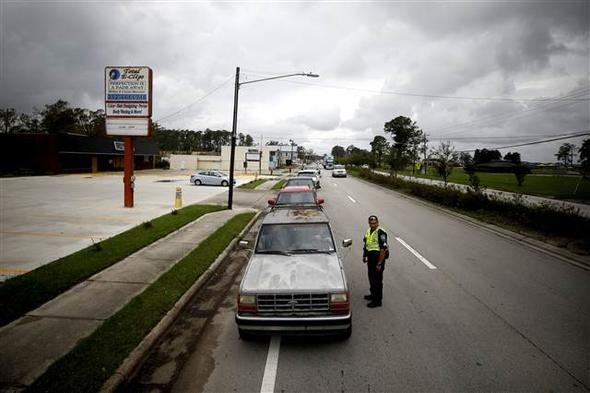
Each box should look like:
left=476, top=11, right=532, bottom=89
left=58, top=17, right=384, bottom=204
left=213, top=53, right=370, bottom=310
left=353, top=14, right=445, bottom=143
left=241, top=253, right=346, bottom=292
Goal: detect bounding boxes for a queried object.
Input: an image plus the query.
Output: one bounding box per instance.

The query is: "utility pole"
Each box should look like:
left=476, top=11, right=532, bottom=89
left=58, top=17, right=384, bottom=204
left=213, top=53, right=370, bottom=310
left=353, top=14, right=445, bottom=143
left=228, top=67, right=240, bottom=210
left=423, top=134, right=428, bottom=175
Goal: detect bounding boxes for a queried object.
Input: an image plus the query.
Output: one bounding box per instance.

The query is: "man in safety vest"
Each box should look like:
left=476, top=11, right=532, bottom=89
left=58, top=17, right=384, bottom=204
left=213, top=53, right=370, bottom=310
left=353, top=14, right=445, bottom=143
left=363, top=215, right=388, bottom=308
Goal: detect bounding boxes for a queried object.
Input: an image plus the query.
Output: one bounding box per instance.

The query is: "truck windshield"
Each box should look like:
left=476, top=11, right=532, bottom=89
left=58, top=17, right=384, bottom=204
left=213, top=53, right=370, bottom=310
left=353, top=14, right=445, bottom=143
left=256, top=223, right=335, bottom=253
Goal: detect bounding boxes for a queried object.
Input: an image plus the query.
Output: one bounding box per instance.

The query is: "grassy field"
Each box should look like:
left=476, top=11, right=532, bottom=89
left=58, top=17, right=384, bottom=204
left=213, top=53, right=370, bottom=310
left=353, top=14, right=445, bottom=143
left=0, top=204, right=224, bottom=327
left=352, top=168, right=589, bottom=254
left=28, top=212, right=256, bottom=393
left=398, top=168, right=590, bottom=201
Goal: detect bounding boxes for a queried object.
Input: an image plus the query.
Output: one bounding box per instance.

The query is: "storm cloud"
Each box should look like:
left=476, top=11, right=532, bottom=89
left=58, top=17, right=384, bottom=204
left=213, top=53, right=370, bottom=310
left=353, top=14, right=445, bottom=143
left=0, top=0, right=588, bottom=161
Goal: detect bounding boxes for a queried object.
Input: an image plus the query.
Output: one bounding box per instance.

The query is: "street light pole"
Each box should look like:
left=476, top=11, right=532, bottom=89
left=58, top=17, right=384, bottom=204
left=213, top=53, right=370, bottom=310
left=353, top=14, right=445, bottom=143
left=228, top=66, right=240, bottom=210
left=227, top=68, right=319, bottom=210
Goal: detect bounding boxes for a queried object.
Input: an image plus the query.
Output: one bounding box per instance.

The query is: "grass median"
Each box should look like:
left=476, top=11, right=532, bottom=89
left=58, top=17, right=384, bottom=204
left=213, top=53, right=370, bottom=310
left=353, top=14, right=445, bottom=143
left=272, top=179, right=286, bottom=189
left=27, top=211, right=255, bottom=393
left=238, top=178, right=268, bottom=189
left=0, top=204, right=224, bottom=328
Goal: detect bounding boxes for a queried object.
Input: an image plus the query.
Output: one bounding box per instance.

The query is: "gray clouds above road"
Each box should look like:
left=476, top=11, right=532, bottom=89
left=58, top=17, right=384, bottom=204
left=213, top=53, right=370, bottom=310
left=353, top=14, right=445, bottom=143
left=0, top=0, right=588, bottom=161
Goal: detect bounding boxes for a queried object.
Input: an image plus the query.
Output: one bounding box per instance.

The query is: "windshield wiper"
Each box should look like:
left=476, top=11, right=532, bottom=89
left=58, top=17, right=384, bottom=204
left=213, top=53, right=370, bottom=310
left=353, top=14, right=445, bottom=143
left=256, top=250, right=291, bottom=256
left=289, top=248, right=333, bottom=254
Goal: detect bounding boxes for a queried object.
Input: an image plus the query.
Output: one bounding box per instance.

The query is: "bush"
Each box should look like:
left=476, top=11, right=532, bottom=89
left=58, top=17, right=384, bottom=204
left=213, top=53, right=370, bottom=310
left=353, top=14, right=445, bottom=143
left=355, top=168, right=590, bottom=249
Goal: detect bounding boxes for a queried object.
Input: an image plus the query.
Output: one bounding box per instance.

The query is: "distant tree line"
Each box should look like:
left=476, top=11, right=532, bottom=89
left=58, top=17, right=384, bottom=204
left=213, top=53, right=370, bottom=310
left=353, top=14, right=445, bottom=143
left=152, top=123, right=254, bottom=153
left=1, top=100, right=106, bottom=136
left=0, top=100, right=255, bottom=153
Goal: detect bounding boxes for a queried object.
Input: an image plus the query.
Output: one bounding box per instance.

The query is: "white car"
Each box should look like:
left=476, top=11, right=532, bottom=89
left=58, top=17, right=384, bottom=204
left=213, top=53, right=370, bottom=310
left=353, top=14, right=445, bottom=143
left=190, top=170, right=234, bottom=186
left=297, top=170, right=321, bottom=188
left=332, top=165, right=347, bottom=178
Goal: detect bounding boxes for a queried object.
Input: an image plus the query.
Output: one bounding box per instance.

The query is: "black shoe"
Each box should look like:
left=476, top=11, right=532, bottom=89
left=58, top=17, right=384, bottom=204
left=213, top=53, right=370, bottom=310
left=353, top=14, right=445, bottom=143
left=363, top=294, right=373, bottom=300
left=367, top=301, right=382, bottom=308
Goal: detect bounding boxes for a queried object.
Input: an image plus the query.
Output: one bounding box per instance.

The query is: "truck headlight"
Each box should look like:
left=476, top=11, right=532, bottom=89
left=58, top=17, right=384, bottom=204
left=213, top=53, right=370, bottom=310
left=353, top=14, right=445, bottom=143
left=330, top=293, right=348, bottom=303
left=239, top=294, right=256, bottom=304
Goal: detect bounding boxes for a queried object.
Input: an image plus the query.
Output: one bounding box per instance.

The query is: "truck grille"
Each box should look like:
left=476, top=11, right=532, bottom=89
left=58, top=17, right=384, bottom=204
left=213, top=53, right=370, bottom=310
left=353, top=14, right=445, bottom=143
left=256, top=293, right=330, bottom=315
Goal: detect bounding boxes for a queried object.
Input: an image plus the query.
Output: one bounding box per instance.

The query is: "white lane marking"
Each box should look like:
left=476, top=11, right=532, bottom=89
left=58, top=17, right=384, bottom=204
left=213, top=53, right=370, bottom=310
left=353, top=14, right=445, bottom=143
left=260, top=335, right=281, bottom=393
left=332, top=183, right=338, bottom=187
left=395, top=237, right=438, bottom=270
left=347, top=195, right=356, bottom=203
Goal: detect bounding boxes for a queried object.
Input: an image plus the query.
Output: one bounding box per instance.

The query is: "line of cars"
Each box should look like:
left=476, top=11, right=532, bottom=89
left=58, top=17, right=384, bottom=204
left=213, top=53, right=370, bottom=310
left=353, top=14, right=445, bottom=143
left=235, top=166, right=353, bottom=340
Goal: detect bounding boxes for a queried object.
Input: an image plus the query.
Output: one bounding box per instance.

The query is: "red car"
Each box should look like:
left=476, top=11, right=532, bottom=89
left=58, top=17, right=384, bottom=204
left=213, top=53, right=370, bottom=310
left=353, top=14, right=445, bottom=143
left=268, top=186, right=324, bottom=208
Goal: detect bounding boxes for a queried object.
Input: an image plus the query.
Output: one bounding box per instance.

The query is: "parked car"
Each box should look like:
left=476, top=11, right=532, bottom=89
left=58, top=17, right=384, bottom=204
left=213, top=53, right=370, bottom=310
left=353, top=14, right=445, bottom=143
left=332, top=165, right=347, bottom=178
left=284, top=176, right=317, bottom=190
left=190, top=171, right=234, bottom=186
left=268, top=186, right=324, bottom=208
left=236, top=207, right=352, bottom=339
left=304, top=165, right=321, bottom=177
left=297, top=170, right=320, bottom=188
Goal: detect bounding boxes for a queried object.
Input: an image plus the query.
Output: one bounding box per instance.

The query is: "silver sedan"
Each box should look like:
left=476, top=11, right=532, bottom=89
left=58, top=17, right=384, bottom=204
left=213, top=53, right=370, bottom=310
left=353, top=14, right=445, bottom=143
left=190, top=171, right=234, bottom=186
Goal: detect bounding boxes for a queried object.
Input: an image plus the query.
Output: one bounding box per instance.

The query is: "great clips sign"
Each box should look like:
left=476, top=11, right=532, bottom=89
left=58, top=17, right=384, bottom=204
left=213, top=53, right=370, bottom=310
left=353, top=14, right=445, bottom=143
left=105, top=66, right=152, bottom=117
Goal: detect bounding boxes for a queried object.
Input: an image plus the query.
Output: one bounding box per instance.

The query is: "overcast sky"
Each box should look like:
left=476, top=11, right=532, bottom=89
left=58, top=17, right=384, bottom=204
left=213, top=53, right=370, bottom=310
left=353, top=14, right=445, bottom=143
left=1, top=0, right=588, bottom=161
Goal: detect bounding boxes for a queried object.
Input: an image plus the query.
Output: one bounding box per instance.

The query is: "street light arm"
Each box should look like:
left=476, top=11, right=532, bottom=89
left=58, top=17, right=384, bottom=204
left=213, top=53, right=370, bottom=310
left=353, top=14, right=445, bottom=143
left=240, top=72, right=319, bottom=86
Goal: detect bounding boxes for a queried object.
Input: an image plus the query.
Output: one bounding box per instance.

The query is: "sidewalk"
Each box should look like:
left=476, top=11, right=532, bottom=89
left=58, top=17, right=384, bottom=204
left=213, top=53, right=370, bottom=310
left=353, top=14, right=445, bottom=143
left=374, top=170, right=590, bottom=217
left=0, top=208, right=253, bottom=391
left=255, top=176, right=284, bottom=191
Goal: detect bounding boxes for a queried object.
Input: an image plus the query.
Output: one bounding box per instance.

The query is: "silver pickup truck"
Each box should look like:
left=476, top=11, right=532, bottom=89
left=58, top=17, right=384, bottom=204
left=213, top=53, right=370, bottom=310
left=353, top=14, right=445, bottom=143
left=236, top=208, right=352, bottom=339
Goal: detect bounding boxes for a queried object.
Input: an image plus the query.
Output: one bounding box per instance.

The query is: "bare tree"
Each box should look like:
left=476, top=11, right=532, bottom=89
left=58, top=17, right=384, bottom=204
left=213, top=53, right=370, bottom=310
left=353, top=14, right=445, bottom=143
left=434, top=141, right=458, bottom=186
left=555, top=143, right=576, bottom=167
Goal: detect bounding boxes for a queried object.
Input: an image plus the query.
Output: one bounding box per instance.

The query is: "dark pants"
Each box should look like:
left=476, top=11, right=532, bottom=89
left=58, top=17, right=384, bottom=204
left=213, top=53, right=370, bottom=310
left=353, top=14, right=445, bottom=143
left=367, top=253, right=384, bottom=303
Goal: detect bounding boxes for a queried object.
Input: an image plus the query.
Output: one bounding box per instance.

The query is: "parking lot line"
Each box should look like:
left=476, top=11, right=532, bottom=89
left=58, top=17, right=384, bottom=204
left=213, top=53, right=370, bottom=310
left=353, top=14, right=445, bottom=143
left=347, top=195, right=356, bottom=203
left=260, top=335, right=281, bottom=393
left=1, top=230, right=97, bottom=240
left=395, top=237, right=438, bottom=270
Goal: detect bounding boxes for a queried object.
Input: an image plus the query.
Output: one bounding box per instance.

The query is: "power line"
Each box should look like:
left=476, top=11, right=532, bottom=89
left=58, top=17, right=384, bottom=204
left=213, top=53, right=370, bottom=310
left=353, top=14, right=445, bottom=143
left=249, top=73, right=590, bottom=103
left=155, top=75, right=234, bottom=123
left=435, top=87, right=589, bottom=137
left=457, top=130, right=590, bottom=152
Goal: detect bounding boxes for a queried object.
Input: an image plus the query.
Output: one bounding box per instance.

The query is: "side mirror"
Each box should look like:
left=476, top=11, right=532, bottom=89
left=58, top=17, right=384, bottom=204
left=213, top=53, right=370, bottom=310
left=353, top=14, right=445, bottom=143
left=239, top=240, right=249, bottom=247
left=317, top=198, right=324, bottom=205
left=268, top=199, right=276, bottom=206
left=342, top=239, right=352, bottom=248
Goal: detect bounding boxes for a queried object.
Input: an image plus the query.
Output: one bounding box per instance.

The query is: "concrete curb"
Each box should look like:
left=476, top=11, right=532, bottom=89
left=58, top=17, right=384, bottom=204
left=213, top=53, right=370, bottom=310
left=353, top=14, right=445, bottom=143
left=354, top=175, right=590, bottom=271
left=100, top=209, right=262, bottom=393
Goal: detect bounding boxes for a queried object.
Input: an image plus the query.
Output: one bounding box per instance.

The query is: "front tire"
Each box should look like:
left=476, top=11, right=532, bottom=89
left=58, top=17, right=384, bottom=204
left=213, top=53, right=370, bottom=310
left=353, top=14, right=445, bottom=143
left=194, top=179, right=202, bottom=185
left=221, top=180, right=229, bottom=186
left=239, top=329, right=254, bottom=340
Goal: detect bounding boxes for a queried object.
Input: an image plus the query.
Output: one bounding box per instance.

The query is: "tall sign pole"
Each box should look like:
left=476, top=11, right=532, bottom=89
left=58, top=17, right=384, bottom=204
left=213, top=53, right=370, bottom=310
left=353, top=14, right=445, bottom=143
left=228, top=66, right=240, bottom=210
left=123, top=136, right=135, bottom=207
left=105, top=66, right=153, bottom=208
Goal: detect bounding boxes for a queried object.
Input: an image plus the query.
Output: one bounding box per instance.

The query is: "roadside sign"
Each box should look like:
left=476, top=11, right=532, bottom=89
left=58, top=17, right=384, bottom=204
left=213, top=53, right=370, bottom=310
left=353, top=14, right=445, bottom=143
left=106, top=102, right=150, bottom=117
left=106, top=118, right=151, bottom=136
left=105, top=66, right=152, bottom=116
left=104, top=66, right=153, bottom=208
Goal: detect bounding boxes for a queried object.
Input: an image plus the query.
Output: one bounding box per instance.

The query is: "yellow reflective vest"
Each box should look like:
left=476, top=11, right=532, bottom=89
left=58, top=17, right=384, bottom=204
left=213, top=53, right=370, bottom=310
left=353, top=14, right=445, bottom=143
left=364, top=228, right=382, bottom=252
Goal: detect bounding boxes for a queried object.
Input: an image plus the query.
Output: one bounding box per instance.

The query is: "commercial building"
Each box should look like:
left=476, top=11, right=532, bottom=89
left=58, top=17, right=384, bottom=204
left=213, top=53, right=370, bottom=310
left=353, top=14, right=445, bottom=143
left=0, top=133, right=160, bottom=175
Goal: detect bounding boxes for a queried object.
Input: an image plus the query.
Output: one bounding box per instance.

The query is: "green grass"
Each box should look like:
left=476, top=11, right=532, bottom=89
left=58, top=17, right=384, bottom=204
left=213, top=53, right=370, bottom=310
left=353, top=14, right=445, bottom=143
left=398, top=168, right=590, bottom=201
left=351, top=168, right=590, bottom=254
left=238, top=178, right=267, bottom=189
left=0, top=204, right=224, bottom=328
left=27, top=212, right=255, bottom=393
left=272, top=179, right=287, bottom=189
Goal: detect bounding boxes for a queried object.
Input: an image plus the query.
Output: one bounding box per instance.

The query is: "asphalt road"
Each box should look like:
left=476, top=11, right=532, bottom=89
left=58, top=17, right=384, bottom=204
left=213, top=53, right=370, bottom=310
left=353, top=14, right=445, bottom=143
left=131, top=170, right=590, bottom=393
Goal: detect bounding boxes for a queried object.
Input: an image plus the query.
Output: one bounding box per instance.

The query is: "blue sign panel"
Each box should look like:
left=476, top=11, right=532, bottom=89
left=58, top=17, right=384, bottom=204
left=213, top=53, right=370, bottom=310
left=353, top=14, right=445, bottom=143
left=107, top=94, right=148, bottom=101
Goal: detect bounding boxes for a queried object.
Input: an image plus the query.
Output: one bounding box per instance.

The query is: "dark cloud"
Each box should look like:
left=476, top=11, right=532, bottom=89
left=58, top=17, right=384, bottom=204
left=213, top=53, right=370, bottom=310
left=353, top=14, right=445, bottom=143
left=0, top=1, right=588, bottom=161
